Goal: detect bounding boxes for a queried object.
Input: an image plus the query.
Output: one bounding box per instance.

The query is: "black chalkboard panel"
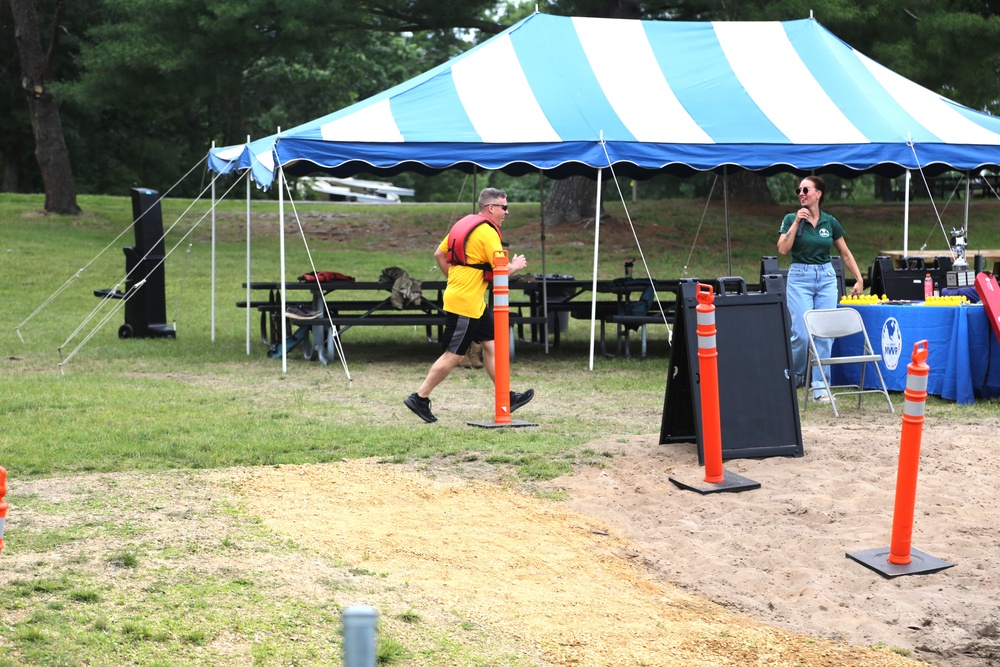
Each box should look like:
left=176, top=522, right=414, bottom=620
left=660, top=276, right=803, bottom=463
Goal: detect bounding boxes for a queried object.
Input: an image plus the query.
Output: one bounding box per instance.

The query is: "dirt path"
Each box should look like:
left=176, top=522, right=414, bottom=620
left=229, top=413, right=1000, bottom=667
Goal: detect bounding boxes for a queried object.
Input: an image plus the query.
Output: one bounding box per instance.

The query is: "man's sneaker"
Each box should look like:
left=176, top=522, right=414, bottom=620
left=404, top=393, right=437, bottom=423
left=510, top=389, right=535, bottom=413
left=814, top=393, right=831, bottom=404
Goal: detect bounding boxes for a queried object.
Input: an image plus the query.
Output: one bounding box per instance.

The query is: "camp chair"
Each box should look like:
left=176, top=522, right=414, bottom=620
left=803, top=307, right=895, bottom=417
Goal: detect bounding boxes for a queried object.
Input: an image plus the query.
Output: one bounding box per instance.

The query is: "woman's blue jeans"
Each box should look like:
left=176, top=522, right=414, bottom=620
left=786, top=263, right=838, bottom=396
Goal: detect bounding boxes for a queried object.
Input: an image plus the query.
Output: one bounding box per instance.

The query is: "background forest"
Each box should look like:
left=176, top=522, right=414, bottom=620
left=4, top=0, right=1000, bottom=208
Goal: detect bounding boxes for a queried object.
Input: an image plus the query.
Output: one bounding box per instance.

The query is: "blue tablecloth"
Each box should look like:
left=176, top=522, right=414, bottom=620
left=832, top=303, right=1000, bottom=404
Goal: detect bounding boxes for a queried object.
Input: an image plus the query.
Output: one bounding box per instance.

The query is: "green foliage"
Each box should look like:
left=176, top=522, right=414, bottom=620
left=7, top=0, right=1000, bottom=203
left=51, top=0, right=442, bottom=196
left=377, top=636, right=410, bottom=664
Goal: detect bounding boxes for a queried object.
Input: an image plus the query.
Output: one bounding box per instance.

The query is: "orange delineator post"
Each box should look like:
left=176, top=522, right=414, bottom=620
left=695, top=284, right=725, bottom=484
left=888, top=340, right=930, bottom=565
left=492, top=250, right=512, bottom=424
left=0, top=466, right=8, bottom=554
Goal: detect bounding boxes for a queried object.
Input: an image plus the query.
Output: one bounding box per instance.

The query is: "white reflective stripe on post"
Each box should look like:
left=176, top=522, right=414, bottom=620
left=494, top=271, right=509, bottom=306
left=903, top=371, right=928, bottom=417
left=906, top=373, right=928, bottom=393
left=696, top=310, right=716, bottom=348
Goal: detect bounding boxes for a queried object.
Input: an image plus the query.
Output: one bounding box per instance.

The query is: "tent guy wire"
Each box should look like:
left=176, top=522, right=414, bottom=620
left=681, top=175, right=719, bottom=281
left=277, top=172, right=352, bottom=382
left=57, top=167, right=244, bottom=371
left=907, top=143, right=959, bottom=262
left=603, top=141, right=673, bottom=334
left=15, top=154, right=209, bottom=342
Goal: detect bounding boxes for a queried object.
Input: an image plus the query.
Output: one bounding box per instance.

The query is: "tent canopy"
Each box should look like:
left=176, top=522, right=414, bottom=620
left=209, top=13, right=1000, bottom=188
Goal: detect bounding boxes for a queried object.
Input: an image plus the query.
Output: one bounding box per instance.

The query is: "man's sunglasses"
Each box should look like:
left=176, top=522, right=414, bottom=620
left=490, top=203, right=509, bottom=211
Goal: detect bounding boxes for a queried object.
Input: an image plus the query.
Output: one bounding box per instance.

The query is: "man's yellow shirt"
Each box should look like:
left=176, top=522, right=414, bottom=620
left=437, top=223, right=503, bottom=318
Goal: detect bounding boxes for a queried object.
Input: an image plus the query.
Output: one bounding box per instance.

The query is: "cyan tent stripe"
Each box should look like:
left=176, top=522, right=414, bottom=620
left=574, top=16, right=711, bottom=143
left=511, top=14, right=633, bottom=142
left=715, top=21, right=867, bottom=145
left=787, top=19, right=932, bottom=144
left=646, top=21, right=787, bottom=144
left=388, top=70, right=480, bottom=142
left=451, top=34, right=559, bottom=143
left=858, top=51, right=1000, bottom=146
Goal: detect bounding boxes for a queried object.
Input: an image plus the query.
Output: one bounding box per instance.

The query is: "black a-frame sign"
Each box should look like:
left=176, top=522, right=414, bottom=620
left=660, top=276, right=803, bottom=464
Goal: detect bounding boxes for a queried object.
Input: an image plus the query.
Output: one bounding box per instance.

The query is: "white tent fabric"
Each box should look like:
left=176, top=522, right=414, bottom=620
left=209, top=13, right=1000, bottom=187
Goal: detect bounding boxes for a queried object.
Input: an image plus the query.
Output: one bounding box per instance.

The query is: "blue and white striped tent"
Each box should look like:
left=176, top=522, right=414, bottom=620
left=210, top=13, right=1000, bottom=188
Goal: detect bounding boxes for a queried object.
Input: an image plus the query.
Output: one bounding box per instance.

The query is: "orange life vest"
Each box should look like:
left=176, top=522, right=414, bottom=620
left=445, top=214, right=501, bottom=282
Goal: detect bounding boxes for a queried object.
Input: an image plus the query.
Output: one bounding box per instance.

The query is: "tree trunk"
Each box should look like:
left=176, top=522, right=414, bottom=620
left=7, top=0, right=80, bottom=214
left=543, top=175, right=604, bottom=227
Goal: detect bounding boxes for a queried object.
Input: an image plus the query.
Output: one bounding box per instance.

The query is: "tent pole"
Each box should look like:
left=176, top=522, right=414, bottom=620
left=903, top=171, right=911, bottom=258
left=723, top=166, right=732, bottom=276
left=539, top=171, right=549, bottom=354
left=473, top=167, right=478, bottom=214
left=211, top=141, right=217, bottom=342
left=589, top=166, right=603, bottom=371
left=278, top=161, right=288, bottom=374
left=245, top=136, right=252, bottom=356
left=964, top=170, right=971, bottom=252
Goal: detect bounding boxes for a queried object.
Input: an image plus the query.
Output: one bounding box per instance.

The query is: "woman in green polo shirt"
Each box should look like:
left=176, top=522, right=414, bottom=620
left=777, top=176, right=866, bottom=402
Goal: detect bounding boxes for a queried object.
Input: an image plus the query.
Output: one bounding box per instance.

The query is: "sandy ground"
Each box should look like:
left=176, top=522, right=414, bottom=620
left=547, top=421, right=1000, bottom=667
left=233, top=414, right=1000, bottom=667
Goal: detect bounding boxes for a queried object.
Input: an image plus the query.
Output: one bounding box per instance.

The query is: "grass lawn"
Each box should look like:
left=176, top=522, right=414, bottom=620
left=1, top=189, right=998, bottom=666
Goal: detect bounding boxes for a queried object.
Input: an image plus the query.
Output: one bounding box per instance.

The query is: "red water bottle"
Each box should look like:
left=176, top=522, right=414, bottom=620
left=923, top=273, right=933, bottom=300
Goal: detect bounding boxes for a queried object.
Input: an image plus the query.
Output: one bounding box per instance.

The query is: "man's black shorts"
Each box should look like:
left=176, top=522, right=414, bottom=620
left=441, top=311, right=494, bottom=355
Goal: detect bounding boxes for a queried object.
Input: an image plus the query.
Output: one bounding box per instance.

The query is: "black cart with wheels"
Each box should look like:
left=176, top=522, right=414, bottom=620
left=94, top=187, right=176, bottom=339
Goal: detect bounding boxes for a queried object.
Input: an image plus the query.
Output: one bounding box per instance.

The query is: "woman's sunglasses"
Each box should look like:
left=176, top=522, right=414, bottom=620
left=795, top=187, right=817, bottom=195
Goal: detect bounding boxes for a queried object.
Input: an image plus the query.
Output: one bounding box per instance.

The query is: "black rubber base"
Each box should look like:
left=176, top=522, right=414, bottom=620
left=668, top=470, right=761, bottom=494
left=846, top=547, right=955, bottom=578
left=467, top=420, right=539, bottom=429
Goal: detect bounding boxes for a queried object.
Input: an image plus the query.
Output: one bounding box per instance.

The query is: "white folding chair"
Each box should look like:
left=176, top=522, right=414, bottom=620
left=803, top=307, right=895, bottom=417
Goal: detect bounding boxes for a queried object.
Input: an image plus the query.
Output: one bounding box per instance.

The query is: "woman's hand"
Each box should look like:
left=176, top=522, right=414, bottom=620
left=850, top=280, right=864, bottom=296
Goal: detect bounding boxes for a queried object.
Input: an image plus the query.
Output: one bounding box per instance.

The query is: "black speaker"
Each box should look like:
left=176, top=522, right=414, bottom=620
left=760, top=255, right=846, bottom=299
left=660, top=276, right=803, bottom=463
left=95, top=187, right=176, bottom=339
left=868, top=256, right=952, bottom=300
